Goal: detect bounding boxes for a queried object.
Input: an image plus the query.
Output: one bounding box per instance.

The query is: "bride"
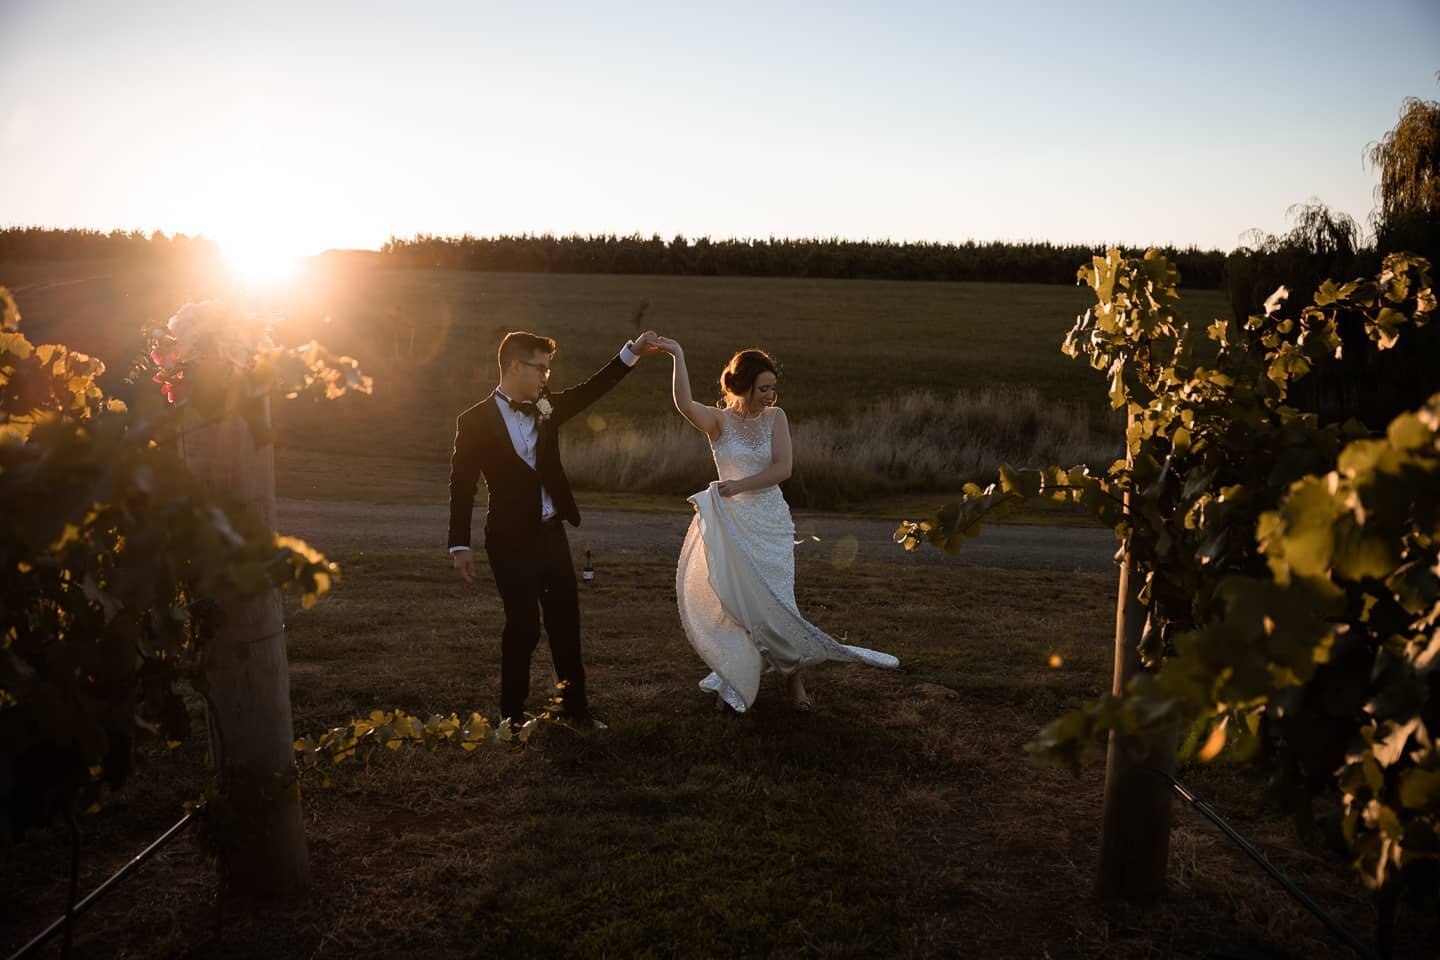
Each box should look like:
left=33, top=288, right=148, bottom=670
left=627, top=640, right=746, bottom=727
left=654, top=339, right=899, bottom=713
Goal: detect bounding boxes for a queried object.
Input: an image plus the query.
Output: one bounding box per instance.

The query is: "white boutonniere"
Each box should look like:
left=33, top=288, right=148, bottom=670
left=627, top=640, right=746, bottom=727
left=534, top=397, right=554, bottom=423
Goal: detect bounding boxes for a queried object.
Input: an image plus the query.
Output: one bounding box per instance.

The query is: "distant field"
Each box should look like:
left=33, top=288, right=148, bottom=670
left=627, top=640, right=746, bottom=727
left=2, top=258, right=1232, bottom=502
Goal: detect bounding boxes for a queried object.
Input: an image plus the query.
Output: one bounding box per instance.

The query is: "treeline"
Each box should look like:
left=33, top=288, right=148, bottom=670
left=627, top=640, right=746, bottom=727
left=1225, top=94, right=1439, bottom=321
left=379, top=233, right=1231, bottom=288
left=0, top=226, right=219, bottom=262
left=0, top=225, right=1228, bottom=286
left=1223, top=198, right=1440, bottom=431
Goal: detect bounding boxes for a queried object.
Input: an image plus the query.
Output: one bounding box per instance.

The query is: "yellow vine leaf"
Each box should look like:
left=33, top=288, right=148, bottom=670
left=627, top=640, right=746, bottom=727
left=1198, top=716, right=1229, bottom=762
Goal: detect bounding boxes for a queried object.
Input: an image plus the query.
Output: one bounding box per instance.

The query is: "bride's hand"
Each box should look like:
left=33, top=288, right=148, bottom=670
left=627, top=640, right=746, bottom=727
left=654, top=336, right=681, bottom=355
left=716, top=479, right=742, bottom=497
left=631, top=330, right=665, bottom=356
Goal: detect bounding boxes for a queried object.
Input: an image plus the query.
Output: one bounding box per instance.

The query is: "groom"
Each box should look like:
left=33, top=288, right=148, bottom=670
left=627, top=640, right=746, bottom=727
left=448, top=329, right=663, bottom=730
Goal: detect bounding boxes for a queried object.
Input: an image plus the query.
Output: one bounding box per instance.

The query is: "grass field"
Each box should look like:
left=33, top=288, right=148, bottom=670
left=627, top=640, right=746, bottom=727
left=2, top=543, right=1432, bottom=958
left=2, top=257, right=1230, bottom=505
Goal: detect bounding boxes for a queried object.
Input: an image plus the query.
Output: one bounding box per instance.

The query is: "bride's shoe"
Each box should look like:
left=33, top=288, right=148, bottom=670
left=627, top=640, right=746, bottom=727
left=787, top=673, right=813, bottom=712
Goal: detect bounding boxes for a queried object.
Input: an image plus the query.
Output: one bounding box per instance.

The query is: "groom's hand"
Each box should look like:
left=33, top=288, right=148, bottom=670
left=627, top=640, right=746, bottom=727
left=452, top=549, right=475, bottom=584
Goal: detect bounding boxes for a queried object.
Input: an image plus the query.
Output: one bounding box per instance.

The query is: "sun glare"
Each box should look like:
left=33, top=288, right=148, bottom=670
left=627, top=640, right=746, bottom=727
left=221, top=234, right=301, bottom=287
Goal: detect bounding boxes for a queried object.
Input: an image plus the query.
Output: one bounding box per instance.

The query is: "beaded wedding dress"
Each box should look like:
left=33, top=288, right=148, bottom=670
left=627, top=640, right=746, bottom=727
left=676, top=407, right=899, bottom=712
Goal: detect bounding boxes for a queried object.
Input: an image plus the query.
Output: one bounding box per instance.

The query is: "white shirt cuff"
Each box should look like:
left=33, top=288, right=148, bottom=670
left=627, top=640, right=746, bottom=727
left=619, top=342, right=640, bottom=367
left=449, top=545, right=471, bottom=553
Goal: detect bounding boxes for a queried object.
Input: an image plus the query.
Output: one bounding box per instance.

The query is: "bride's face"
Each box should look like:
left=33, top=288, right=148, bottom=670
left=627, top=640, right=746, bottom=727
left=748, top=372, right=778, bottom=409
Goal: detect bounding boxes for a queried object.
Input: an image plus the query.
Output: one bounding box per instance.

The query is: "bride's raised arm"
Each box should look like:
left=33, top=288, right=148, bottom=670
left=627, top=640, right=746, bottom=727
left=656, top=337, right=722, bottom=440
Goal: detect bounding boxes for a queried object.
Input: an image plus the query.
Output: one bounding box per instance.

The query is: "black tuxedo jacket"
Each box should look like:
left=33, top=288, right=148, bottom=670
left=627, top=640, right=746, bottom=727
left=448, top=355, right=633, bottom=550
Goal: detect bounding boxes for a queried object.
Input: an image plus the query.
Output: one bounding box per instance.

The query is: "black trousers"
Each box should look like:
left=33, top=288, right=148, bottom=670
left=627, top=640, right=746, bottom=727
left=486, top=519, right=585, bottom=722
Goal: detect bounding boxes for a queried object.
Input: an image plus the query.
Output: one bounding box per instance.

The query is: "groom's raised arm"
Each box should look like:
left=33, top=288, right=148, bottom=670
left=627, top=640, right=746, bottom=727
left=548, top=335, right=654, bottom=425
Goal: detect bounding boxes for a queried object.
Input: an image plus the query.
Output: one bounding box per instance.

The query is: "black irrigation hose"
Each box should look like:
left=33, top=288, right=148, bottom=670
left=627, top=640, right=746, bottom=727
left=8, top=813, right=195, bottom=960
left=1155, top=768, right=1377, bottom=960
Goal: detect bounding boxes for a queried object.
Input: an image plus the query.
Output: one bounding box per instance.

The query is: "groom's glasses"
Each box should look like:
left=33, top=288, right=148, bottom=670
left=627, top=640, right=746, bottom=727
left=519, top=360, right=552, bottom=378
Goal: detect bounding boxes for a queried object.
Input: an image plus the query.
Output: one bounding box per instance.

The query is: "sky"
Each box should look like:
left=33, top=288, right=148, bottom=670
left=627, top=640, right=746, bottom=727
left=2, top=0, right=1437, bottom=262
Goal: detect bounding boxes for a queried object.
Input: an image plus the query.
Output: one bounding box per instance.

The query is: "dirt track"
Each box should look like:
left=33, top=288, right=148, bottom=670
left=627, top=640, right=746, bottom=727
left=276, top=498, right=1118, bottom=574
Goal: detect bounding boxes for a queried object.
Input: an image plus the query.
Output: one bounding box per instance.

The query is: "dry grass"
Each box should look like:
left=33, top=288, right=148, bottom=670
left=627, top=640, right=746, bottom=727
left=788, top=387, right=1117, bottom=508
left=560, top=386, right=1119, bottom=509
left=2, top=545, right=1431, bottom=959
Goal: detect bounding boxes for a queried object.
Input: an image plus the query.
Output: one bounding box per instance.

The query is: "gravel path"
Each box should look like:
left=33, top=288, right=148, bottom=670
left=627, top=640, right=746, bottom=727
left=276, top=499, right=1118, bottom=574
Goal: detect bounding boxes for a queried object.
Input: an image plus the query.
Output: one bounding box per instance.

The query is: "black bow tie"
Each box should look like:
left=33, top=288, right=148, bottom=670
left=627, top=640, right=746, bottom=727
left=503, top=394, right=541, bottom=419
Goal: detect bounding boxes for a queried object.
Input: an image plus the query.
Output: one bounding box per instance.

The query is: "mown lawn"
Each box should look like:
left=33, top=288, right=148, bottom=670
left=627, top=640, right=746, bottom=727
left=3, top=544, right=1430, bottom=958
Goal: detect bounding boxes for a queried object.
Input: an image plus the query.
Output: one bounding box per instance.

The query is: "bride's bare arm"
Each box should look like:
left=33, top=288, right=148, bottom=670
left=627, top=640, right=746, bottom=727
left=658, top=339, right=722, bottom=439
left=717, top=408, right=792, bottom=497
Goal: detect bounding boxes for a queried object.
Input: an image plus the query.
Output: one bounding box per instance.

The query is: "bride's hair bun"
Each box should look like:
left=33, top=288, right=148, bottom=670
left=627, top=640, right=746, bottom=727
left=717, top=348, right=779, bottom=407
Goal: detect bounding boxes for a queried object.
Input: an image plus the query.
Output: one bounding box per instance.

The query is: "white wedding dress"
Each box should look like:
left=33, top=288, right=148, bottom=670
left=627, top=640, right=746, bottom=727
left=676, top=407, right=899, bottom=712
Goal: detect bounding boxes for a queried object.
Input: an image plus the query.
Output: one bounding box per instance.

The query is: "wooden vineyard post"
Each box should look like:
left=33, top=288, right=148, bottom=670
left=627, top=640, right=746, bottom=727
left=182, top=394, right=310, bottom=897
left=1096, top=489, right=1176, bottom=907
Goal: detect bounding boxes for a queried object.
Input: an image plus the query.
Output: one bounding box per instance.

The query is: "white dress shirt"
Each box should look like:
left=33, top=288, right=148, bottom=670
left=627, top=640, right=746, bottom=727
left=494, top=387, right=558, bottom=521
left=451, top=341, right=640, bottom=554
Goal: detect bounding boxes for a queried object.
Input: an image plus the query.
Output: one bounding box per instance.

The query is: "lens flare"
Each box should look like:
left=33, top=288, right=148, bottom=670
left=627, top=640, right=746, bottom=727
left=221, top=233, right=299, bottom=287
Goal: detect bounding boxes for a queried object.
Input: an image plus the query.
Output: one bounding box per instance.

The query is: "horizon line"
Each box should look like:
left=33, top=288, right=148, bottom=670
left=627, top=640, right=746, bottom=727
left=2, top=223, right=1246, bottom=257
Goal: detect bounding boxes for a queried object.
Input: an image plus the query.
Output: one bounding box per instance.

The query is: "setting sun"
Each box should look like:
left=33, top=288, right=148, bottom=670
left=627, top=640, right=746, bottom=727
left=220, top=233, right=300, bottom=288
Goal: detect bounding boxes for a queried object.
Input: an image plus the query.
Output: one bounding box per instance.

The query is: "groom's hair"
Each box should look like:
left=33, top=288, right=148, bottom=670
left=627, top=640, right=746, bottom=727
left=497, top=331, right=556, bottom=370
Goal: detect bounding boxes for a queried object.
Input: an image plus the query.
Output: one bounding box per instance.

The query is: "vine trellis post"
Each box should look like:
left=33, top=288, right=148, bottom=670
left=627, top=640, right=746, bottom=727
left=182, top=392, right=309, bottom=897
left=1096, top=481, right=1176, bottom=906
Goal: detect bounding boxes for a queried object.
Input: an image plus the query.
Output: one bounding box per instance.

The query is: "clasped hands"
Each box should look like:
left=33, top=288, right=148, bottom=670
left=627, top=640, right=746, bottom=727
left=630, top=331, right=682, bottom=357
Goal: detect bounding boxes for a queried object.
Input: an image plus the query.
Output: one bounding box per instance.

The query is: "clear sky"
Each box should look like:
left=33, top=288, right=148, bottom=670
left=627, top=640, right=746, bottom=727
left=2, top=0, right=1436, bottom=260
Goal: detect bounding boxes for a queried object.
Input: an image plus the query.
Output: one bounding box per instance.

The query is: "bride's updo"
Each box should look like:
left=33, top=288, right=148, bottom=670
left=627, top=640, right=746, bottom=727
left=718, top=348, right=779, bottom=408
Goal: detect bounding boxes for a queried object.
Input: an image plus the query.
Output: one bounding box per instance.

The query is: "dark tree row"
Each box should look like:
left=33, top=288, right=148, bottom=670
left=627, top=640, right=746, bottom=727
left=0, top=226, right=219, bottom=263
left=1, top=225, right=1230, bottom=286
left=1223, top=200, right=1439, bottom=432
left=377, top=232, right=1231, bottom=288
left=1226, top=94, right=1439, bottom=319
